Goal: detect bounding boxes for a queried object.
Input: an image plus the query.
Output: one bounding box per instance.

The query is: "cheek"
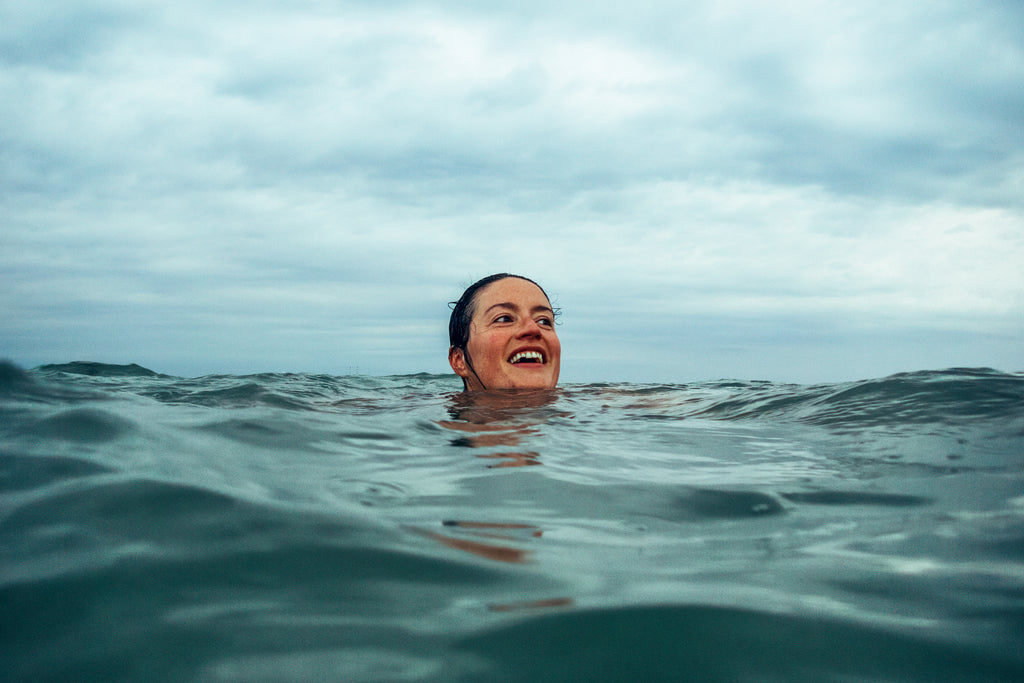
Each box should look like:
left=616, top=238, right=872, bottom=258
left=549, top=336, right=562, bottom=359
left=468, top=332, right=503, bottom=363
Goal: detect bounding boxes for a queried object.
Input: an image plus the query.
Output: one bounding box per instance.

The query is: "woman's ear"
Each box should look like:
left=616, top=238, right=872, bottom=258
left=449, top=346, right=469, bottom=378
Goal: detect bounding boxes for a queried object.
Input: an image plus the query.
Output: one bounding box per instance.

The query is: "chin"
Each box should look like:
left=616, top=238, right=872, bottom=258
left=511, top=374, right=557, bottom=390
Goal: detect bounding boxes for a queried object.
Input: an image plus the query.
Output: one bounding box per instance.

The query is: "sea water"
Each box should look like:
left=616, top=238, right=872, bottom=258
left=1, top=361, right=1022, bottom=681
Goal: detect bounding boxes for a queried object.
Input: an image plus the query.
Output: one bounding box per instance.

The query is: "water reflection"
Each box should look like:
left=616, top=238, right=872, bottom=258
left=476, top=451, right=542, bottom=468
left=423, top=391, right=573, bottom=616
left=444, top=520, right=544, bottom=537
left=488, top=597, right=575, bottom=613
left=410, top=526, right=532, bottom=564
left=436, top=389, right=565, bottom=462
left=413, top=516, right=574, bottom=611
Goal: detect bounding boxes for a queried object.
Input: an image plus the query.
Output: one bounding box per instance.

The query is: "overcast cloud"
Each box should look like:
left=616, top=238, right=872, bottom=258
left=2, top=0, right=1022, bottom=382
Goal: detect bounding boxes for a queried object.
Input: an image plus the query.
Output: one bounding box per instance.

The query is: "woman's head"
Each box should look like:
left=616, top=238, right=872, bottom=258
left=448, top=274, right=561, bottom=391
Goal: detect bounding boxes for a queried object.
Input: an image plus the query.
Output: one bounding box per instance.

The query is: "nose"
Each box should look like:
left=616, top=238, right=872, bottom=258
left=517, top=317, right=542, bottom=337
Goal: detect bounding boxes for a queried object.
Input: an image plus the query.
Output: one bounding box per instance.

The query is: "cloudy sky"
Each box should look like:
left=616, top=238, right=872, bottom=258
left=2, top=0, right=1022, bottom=383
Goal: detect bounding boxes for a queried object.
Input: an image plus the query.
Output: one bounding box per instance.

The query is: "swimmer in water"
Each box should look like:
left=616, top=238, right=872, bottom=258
left=448, top=274, right=561, bottom=391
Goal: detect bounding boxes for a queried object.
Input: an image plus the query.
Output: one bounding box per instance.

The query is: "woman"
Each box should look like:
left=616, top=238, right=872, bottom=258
left=448, top=274, right=561, bottom=391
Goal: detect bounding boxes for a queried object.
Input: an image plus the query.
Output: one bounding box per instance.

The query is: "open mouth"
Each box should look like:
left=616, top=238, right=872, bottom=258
left=508, top=350, right=545, bottom=365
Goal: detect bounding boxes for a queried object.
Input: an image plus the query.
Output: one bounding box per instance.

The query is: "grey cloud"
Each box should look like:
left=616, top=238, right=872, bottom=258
left=2, top=0, right=1022, bottom=380
left=0, top=1, right=145, bottom=68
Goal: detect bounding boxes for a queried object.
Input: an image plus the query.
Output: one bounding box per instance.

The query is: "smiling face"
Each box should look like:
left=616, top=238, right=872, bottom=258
left=448, top=277, right=561, bottom=391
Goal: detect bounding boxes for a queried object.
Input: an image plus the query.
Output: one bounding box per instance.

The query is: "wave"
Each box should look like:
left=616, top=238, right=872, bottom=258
left=10, top=361, right=1023, bottom=431
left=2, top=361, right=1022, bottom=681
left=451, top=603, right=1024, bottom=682
left=33, top=361, right=165, bottom=377
left=638, top=367, right=1024, bottom=428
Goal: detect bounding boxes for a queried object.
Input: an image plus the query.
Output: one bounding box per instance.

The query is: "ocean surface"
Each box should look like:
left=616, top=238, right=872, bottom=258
left=1, top=361, right=1022, bottom=682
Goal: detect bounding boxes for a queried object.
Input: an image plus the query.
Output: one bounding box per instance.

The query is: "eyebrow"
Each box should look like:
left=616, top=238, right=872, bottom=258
left=483, top=302, right=554, bottom=316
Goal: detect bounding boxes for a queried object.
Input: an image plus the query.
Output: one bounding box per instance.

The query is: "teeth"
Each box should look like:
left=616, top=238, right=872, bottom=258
left=509, top=350, right=544, bottom=364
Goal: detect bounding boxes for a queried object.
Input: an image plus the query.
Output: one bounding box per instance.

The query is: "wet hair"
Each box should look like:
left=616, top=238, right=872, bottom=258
left=448, top=273, right=555, bottom=390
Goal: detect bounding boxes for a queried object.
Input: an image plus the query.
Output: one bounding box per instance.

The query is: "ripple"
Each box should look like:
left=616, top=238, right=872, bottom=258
left=29, top=408, right=134, bottom=442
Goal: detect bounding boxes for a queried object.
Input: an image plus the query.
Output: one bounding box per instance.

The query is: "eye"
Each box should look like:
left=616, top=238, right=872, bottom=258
left=493, top=314, right=513, bottom=323
left=536, top=316, right=553, bottom=327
